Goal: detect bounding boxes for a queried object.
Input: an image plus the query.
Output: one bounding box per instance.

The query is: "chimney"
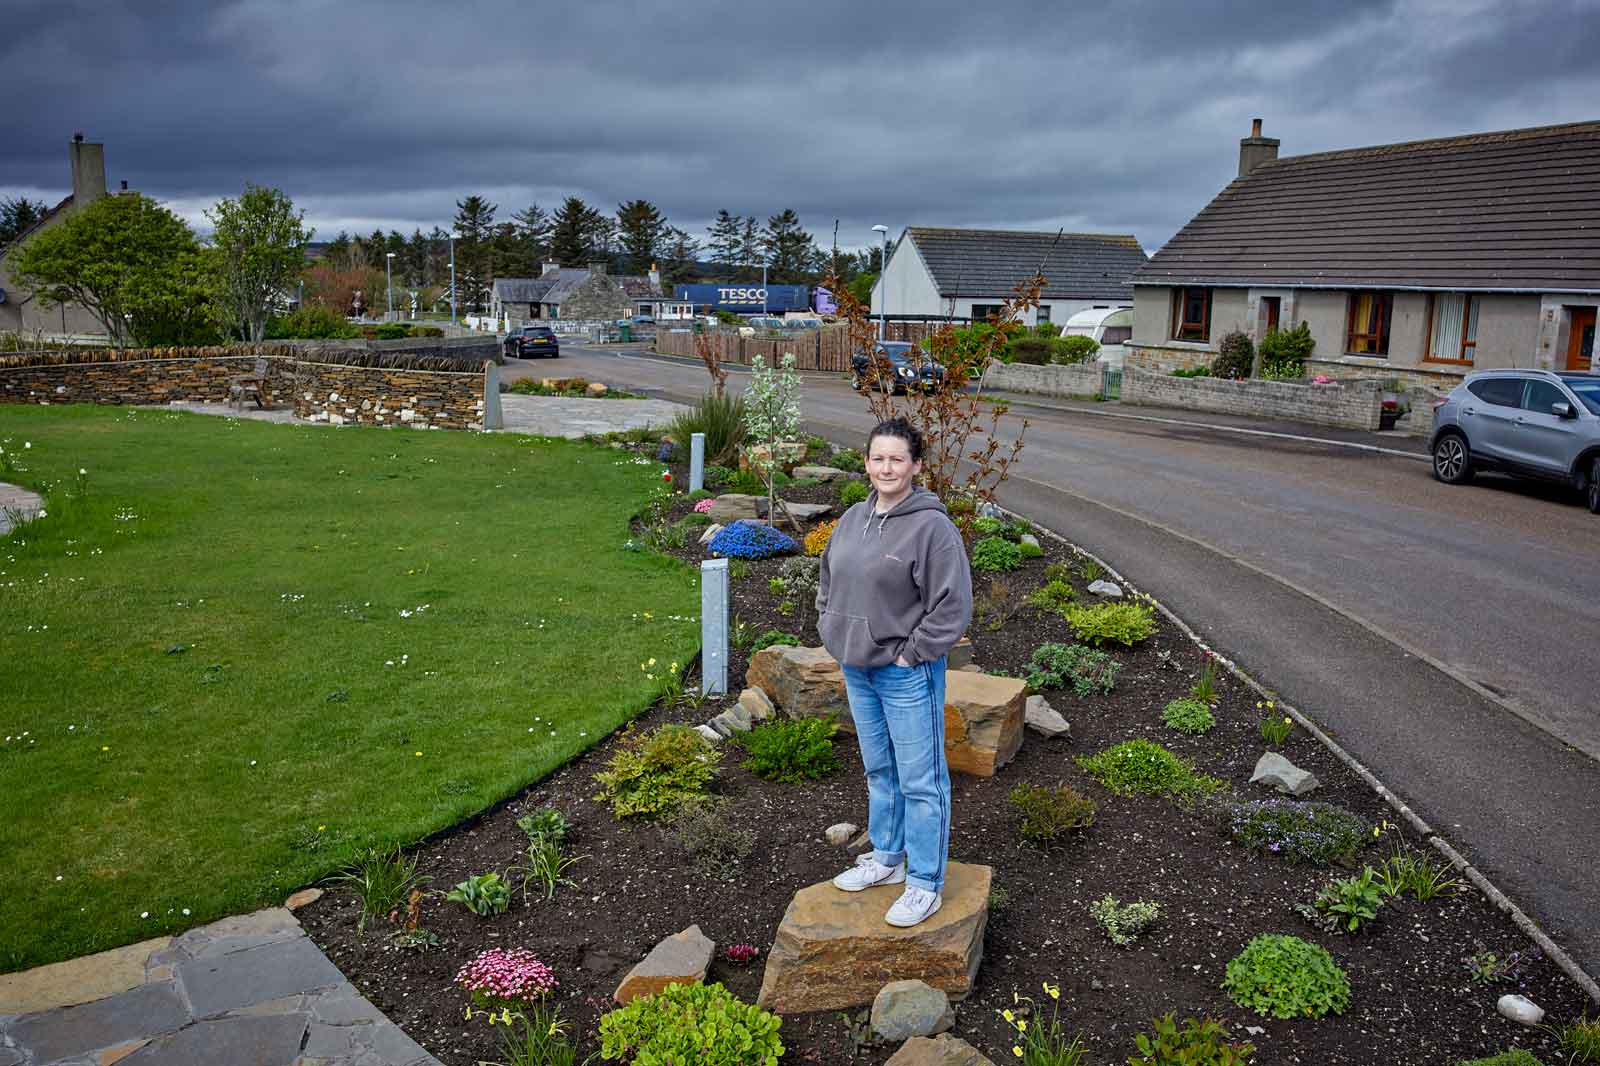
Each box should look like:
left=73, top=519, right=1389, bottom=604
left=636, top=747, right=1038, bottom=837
left=119, top=180, right=127, bottom=191
left=648, top=262, right=661, bottom=291
left=1238, top=117, right=1280, bottom=177
left=69, top=134, right=107, bottom=207
left=588, top=260, right=608, bottom=276
left=541, top=261, right=561, bottom=276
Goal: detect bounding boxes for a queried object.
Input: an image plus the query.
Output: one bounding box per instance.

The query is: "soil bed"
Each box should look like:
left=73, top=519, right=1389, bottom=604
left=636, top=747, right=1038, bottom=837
left=301, top=445, right=1590, bottom=1065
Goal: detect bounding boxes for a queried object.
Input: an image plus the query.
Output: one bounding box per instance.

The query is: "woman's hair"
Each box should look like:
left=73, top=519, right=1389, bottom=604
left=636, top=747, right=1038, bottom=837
left=867, top=417, right=924, bottom=462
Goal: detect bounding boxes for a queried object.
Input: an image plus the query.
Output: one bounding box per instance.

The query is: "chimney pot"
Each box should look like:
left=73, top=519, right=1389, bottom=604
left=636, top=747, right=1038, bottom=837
left=120, top=179, right=128, bottom=191
left=1251, top=118, right=1263, bottom=137
left=1238, top=118, right=1280, bottom=178
left=74, top=131, right=84, bottom=143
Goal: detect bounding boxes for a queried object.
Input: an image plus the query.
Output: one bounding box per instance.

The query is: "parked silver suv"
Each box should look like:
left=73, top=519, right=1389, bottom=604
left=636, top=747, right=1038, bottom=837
left=1428, top=369, right=1600, bottom=513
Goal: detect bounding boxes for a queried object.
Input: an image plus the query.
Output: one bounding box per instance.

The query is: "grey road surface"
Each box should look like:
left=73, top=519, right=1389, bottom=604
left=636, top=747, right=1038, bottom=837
left=511, top=344, right=1600, bottom=977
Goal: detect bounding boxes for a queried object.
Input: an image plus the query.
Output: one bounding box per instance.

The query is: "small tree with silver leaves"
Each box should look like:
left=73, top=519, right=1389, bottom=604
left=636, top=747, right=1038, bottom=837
left=743, top=353, right=803, bottom=531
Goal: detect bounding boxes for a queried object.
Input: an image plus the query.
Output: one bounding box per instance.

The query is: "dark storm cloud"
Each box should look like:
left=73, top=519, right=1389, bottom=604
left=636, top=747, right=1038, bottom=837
left=4, top=0, right=1598, bottom=252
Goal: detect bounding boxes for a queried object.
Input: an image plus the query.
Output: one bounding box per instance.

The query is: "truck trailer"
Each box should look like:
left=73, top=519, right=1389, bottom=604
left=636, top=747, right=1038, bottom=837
left=674, top=283, right=813, bottom=315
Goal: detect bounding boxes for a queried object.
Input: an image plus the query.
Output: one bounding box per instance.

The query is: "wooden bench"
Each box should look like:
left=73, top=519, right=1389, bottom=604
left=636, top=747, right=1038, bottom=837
left=227, top=357, right=273, bottom=410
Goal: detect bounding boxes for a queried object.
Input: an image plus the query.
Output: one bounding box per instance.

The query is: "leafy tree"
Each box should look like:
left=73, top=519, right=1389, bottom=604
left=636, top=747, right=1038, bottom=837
left=206, top=184, right=313, bottom=342
left=10, top=192, right=219, bottom=346
left=549, top=196, right=606, bottom=265
left=0, top=195, right=50, bottom=246
left=762, top=209, right=817, bottom=284
left=706, top=209, right=742, bottom=278
left=847, top=270, right=877, bottom=307
left=616, top=199, right=666, bottom=275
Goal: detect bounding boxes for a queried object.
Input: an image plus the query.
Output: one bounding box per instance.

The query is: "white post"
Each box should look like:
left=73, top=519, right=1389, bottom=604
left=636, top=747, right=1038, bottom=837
left=689, top=432, right=706, bottom=492
left=700, top=558, right=729, bottom=696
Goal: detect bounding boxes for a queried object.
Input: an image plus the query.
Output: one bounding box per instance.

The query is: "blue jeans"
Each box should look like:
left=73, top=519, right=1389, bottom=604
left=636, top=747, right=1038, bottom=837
left=840, top=656, right=951, bottom=893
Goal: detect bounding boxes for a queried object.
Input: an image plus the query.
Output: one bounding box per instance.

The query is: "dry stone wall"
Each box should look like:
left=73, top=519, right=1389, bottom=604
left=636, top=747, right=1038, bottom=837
left=981, top=360, right=1104, bottom=398
left=1122, top=366, right=1382, bottom=430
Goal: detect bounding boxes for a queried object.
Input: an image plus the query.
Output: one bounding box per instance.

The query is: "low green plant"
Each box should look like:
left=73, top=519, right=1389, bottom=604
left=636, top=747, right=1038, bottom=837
left=1163, top=697, right=1216, bottom=735
left=1026, top=642, right=1120, bottom=696
left=1170, top=365, right=1212, bottom=378
left=668, top=797, right=756, bottom=881
left=730, top=616, right=756, bottom=649
left=328, top=845, right=430, bottom=932
left=1190, top=654, right=1220, bottom=703
left=988, top=883, right=1011, bottom=913
left=592, top=724, right=719, bottom=819
left=1042, top=562, right=1073, bottom=585
left=598, top=981, right=784, bottom=1065
left=521, top=836, right=584, bottom=902
left=1088, top=894, right=1162, bottom=947
left=1130, top=1013, right=1255, bottom=1065
left=1464, top=939, right=1527, bottom=985
left=1374, top=845, right=1462, bottom=901
left=1076, top=739, right=1224, bottom=803
left=493, top=1004, right=595, bottom=1066
left=645, top=520, right=688, bottom=552
left=1027, top=578, right=1076, bottom=614
left=1558, top=1014, right=1600, bottom=1063
left=1057, top=334, right=1100, bottom=365
left=768, top=576, right=786, bottom=594
left=728, top=559, right=751, bottom=581
left=839, top=479, right=869, bottom=507
left=1314, top=867, right=1384, bottom=932
left=972, top=535, right=1023, bottom=573
left=725, top=468, right=766, bottom=495
left=677, top=512, right=712, bottom=529
left=1457, top=1052, right=1547, bottom=1066
left=704, top=464, right=734, bottom=490
left=1259, top=713, right=1294, bottom=746
left=735, top=716, right=840, bottom=783
left=1223, top=933, right=1350, bottom=1019
left=972, top=514, right=1007, bottom=536
left=686, top=488, right=715, bottom=503
left=1009, top=782, right=1097, bottom=844
left=1064, top=602, right=1156, bottom=646
left=516, top=807, right=569, bottom=847
left=751, top=629, right=802, bottom=652
left=1223, top=799, right=1369, bottom=865
left=668, top=392, right=748, bottom=465
left=1018, top=539, right=1044, bottom=559
left=832, top=447, right=865, bottom=473
left=1000, top=982, right=1085, bottom=1066
left=445, top=871, right=513, bottom=916
left=1077, top=556, right=1104, bottom=583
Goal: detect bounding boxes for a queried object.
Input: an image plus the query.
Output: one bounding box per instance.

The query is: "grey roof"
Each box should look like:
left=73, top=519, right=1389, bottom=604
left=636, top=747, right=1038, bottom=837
left=494, top=268, right=661, bottom=305
left=1135, top=119, right=1600, bottom=293
left=905, top=227, right=1147, bottom=300
left=492, top=276, right=560, bottom=303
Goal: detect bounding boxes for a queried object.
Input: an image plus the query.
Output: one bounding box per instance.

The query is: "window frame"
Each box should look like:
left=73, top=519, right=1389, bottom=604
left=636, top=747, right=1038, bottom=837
left=1422, top=293, right=1478, bottom=365
left=970, top=304, right=1005, bottom=323
left=1172, top=287, right=1212, bottom=342
left=1345, top=291, right=1394, bottom=356
left=1035, top=305, right=1051, bottom=324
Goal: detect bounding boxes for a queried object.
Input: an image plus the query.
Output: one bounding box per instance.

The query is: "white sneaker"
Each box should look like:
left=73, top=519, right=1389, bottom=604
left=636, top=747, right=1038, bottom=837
left=885, top=886, right=942, bottom=927
left=832, top=854, right=906, bottom=892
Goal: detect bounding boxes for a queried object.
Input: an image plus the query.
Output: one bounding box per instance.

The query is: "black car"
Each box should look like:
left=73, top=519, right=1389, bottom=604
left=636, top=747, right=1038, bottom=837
left=850, top=341, right=946, bottom=394
left=504, top=326, right=560, bottom=359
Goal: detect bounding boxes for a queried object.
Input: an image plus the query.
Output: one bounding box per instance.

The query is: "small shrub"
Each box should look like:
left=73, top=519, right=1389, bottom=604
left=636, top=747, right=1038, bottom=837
left=1130, top=1013, right=1255, bottom=1065
left=1314, top=867, right=1384, bottom=932
left=1163, top=697, right=1216, bottom=735
left=1026, top=642, right=1120, bottom=696
left=1064, top=602, right=1156, bottom=646
left=725, top=468, right=767, bottom=495
left=1018, top=539, right=1043, bottom=558
left=832, top=447, right=865, bottom=473
left=1259, top=321, right=1315, bottom=380
left=971, top=535, right=1023, bottom=573
left=972, top=514, right=1007, bottom=536
left=1458, top=1052, right=1547, bottom=1066
left=1057, top=334, right=1100, bottom=364
left=1559, top=1015, right=1600, bottom=1064
left=516, top=807, right=569, bottom=847
left=804, top=518, right=837, bottom=556
left=598, top=981, right=784, bottom=1066
left=669, top=392, right=747, bottom=465
left=1009, top=782, right=1097, bottom=844
left=707, top=520, right=798, bottom=560
left=445, top=872, right=513, bottom=917
left=704, top=464, right=733, bottom=490
left=374, top=321, right=410, bottom=340
left=735, top=716, right=840, bottom=783
left=592, top=724, right=718, bottom=819
left=839, top=479, right=869, bottom=507
left=454, top=947, right=558, bottom=1012
left=752, top=629, right=802, bottom=652
left=265, top=304, right=359, bottom=339
left=1027, top=578, right=1075, bottom=614
left=1223, top=933, right=1350, bottom=1019
left=1089, top=895, right=1162, bottom=947
left=1005, top=335, right=1055, bottom=365
left=1223, top=799, right=1369, bottom=865
left=1212, top=331, right=1255, bottom=380
left=329, top=845, right=429, bottom=932
left=668, top=797, right=756, bottom=881
left=1076, top=739, right=1223, bottom=802
left=677, top=512, right=712, bottom=529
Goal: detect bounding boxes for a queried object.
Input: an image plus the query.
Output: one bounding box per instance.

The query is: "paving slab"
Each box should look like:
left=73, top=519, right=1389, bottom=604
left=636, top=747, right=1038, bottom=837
left=0, top=482, right=45, bottom=537
left=119, top=1013, right=307, bottom=1066
left=497, top=394, right=689, bottom=438
left=4, top=982, right=188, bottom=1063
left=0, top=937, right=170, bottom=1015
left=177, top=936, right=344, bottom=1018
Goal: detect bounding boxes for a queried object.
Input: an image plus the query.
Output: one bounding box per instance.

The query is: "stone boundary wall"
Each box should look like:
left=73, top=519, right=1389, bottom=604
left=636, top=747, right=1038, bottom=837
left=1122, top=366, right=1383, bottom=430
left=980, top=360, right=1104, bottom=399
left=0, top=346, right=488, bottom=430
left=1125, top=343, right=1214, bottom=374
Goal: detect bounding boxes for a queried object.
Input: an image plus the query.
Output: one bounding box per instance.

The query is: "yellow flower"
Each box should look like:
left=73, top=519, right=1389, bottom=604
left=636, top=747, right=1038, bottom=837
left=1255, top=701, right=1263, bottom=709
left=1043, top=981, right=1060, bottom=1000
left=1266, top=700, right=1275, bottom=709
left=1002, top=1009, right=1015, bottom=1023
left=317, top=825, right=326, bottom=832
left=415, top=751, right=423, bottom=757
left=1013, top=1048, right=1024, bottom=1058
left=1017, top=1019, right=1027, bottom=1033
left=647, top=657, right=656, bottom=666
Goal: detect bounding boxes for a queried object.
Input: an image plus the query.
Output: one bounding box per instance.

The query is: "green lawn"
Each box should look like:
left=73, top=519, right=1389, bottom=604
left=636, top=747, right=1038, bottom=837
left=0, top=406, right=698, bottom=971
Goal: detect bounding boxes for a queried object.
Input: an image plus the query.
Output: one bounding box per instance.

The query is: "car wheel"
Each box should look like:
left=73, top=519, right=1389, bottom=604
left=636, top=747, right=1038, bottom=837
left=1588, top=457, right=1600, bottom=515
left=1431, top=432, right=1474, bottom=485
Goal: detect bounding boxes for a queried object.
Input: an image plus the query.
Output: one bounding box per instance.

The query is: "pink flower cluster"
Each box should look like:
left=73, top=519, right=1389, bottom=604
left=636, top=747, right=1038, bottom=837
left=454, top=948, right=557, bottom=1005
left=693, top=498, right=716, bottom=514
left=724, top=943, right=760, bottom=964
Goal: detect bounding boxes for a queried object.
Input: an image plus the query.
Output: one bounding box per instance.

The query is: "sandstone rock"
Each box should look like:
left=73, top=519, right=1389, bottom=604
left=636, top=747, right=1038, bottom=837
left=586, top=382, right=608, bottom=396
left=708, top=494, right=764, bottom=525
left=1250, top=752, right=1320, bottom=796
left=872, top=979, right=954, bottom=1041
left=711, top=703, right=753, bottom=735
left=699, top=522, right=723, bottom=545
left=756, top=863, right=991, bottom=1013
left=775, top=500, right=832, bottom=522
left=793, top=465, right=847, bottom=482
left=284, top=888, right=323, bottom=911
left=849, top=828, right=872, bottom=850
left=747, top=645, right=851, bottom=731
left=944, top=672, right=1027, bottom=777
left=737, top=686, right=776, bottom=722
left=1024, top=695, right=1069, bottom=738
left=885, top=1034, right=996, bottom=1066
left=1497, top=994, right=1545, bottom=1025
left=614, top=924, right=714, bottom=1005
left=946, top=637, right=973, bottom=671
left=825, top=822, right=859, bottom=846
left=1087, top=579, right=1123, bottom=598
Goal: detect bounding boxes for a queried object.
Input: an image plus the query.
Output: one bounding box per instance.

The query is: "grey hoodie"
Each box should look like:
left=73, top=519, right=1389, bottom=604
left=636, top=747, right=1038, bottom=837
left=815, top=487, right=973, bottom=668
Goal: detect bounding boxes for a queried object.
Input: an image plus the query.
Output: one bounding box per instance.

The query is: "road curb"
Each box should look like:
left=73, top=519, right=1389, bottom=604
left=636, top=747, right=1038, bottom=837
left=1008, top=506, right=1600, bottom=1008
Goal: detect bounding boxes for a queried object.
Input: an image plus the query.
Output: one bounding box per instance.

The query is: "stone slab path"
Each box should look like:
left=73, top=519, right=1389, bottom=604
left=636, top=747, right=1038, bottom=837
left=497, top=393, right=689, bottom=438
left=0, top=483, right=44, bottom=537
left=0, top=902, right=439, bottom=1066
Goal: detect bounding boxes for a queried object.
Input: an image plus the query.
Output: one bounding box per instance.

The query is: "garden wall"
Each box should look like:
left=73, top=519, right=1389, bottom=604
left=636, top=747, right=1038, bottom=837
left=0, top=346, right=490, bottom=430
left=980, top=360, right=1105, bottom=399
left=1122, top=366, right=1383, bottom=430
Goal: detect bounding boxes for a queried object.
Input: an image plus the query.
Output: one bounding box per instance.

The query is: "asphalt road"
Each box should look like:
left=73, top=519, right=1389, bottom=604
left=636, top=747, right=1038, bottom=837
left=514, top=343, right=1600, bottom=978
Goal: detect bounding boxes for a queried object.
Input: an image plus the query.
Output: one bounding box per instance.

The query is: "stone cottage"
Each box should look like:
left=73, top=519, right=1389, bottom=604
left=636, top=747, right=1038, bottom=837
left=491, top=262, right=663, bottom=324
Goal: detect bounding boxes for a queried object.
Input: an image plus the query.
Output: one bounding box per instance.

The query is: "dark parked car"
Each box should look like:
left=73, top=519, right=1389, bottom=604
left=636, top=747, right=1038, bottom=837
left=504, top=326, right=560, bottom=359
left=850, top=341, right=947, bottom=394
left=1428, top=369, right=1600, bottom=513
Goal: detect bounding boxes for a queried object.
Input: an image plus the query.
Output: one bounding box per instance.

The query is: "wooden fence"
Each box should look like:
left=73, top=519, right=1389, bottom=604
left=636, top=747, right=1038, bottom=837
left=652, top=320, right=960, bottom=371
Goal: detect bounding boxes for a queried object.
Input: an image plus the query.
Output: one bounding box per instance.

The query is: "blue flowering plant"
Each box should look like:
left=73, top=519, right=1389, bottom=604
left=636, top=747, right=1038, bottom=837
left=1224, top=799, right=1370, bottom=865
left=708, top=520, right=799, bottom=560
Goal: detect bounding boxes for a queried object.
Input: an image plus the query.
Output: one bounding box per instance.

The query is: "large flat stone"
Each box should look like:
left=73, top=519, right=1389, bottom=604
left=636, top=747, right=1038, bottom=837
left=614, top=924, right=714, bottom=1005
left=177, top=936, right=344, bottom=1018
left=5, top=982, right=189, bottom=1063
left=746, top=645, right=852, bottom=730
left=943, top=672, right=1026, bottom=777
left=756, top=863, right=990, bottom=1014
left=792, top=465, right=847, bottom=482
left=119, top=1013, right=307, bottom=1066
left=886, top=1033, right=997, bottom=1065
left=1250, top=752, right=1320, bottom=796
left=707, top=493, right=764, bottom=524
left=0, top=936, right=171, bottom=1014
left=171, top=907, right=302, bottom=960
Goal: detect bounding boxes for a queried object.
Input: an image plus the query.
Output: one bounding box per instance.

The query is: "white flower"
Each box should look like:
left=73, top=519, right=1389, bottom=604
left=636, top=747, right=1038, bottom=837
left=182, top=908, right=190, bottom=915
left=140, top=910, right=149, bottom=918
left=79, top=468, right=87, bottom=475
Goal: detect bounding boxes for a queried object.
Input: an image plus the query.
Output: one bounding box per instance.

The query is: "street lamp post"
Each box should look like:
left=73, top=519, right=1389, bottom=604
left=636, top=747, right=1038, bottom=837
left=448, top=234, right=458, bottom=326
left=762, top=263, right=768, bottom=315
left=385, top=252, right=396, bottom=321
left=871, top=224, right=889, bottom=340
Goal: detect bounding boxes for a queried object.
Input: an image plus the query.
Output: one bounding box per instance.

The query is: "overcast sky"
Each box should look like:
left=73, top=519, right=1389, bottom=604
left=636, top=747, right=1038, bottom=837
left=4, top=0, right=1598, bottom=256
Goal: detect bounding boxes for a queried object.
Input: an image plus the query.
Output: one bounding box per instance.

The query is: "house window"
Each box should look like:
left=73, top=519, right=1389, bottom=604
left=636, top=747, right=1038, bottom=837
left=1424, top=294, right=1478, bottom=364
left=1036, top=305, right=1051, bottom=324
left=970, top=304, right=1004, bottom=323
left=1172, top=287, right=1211, bottom=342
left=1345, top=291, right=1394, bottom=356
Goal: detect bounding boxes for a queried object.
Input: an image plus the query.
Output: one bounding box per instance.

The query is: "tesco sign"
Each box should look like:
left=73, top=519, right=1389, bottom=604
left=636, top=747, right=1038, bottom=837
left=718, top=287, right=767, bottom=302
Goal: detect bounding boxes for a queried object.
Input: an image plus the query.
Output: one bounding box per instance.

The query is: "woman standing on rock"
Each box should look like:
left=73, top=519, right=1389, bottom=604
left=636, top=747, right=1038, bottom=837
left=815, top=416, right=972, bottom=928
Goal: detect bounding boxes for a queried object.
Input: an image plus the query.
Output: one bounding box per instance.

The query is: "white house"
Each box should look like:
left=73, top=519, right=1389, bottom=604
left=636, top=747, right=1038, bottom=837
left=871, top=226, right=1148, bottom=327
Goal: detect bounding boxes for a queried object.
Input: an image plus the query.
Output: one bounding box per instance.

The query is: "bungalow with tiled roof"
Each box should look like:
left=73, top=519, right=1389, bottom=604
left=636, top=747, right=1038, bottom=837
left=491, top=261, right=663, bottom=324
left=872, top=226, right=1149, bottom=327
left=1129, top=119, right=1600, bottom=387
